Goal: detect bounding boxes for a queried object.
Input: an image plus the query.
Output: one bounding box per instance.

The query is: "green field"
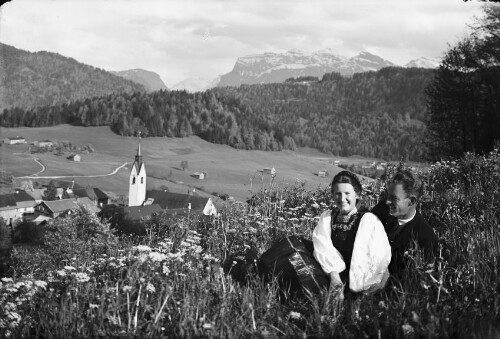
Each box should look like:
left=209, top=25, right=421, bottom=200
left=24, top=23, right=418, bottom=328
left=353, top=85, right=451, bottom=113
left=0, top=125, right=377, bottom=200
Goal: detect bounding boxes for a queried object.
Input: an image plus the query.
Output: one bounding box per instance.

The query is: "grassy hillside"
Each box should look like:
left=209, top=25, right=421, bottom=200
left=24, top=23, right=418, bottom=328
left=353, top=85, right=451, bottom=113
left=0, top=125, right=369, bottom=200
left=0, top=43, right=145, bottom=111
left=1, top=148, right=499, bottom=337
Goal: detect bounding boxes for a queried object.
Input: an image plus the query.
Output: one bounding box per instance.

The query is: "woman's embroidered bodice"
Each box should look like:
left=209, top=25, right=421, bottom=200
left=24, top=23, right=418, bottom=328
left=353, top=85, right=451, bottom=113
left=330, top=207, right=367, bottom=270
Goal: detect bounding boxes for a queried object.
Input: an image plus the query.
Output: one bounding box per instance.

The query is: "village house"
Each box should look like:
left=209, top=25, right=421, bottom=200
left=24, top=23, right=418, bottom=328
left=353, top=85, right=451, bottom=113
left=36, top=197, right=99, bottom=219
left=0, top=191, right=37, bottom=225
left=192, top=171, right=207, bottom=180
left=146, top=190, right=217, bottom=216
left=34, top=140, right=53, bottom=147
left=263, top=167, right=276, bottom=175
left=68, top=154, right=81, bottom=162
left=3, top=136, right=26, bottom=145
left=71, top=187, right=110, bottom=207
left=318, top=169, right=329, bottom=177
left=122, top=204, right=164, bottom=222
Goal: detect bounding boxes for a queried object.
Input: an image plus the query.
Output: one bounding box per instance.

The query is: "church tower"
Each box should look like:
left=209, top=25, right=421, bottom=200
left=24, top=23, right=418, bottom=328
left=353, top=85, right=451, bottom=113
left=128, top=139, right=146, bottom=206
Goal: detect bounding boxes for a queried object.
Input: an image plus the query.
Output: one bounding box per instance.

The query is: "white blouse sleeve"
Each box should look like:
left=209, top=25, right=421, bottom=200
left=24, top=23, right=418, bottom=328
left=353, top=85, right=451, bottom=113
left=349, top=212, right=392, bottom=293
left=312, top=210, right=346, bottom=274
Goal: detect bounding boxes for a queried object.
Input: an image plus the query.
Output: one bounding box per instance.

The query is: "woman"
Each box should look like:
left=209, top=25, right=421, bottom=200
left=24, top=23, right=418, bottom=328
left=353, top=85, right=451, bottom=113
left=313, top=170, right=391, bottom=293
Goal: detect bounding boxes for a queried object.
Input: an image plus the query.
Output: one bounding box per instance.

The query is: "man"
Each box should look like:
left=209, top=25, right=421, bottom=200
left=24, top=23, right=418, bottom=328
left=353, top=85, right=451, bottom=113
left=372, top=169, right=438, bottom=274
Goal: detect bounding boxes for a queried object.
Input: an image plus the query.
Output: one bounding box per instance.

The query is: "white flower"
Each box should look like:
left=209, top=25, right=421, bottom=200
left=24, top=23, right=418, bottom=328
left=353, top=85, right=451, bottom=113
left=402, top=324, right=414, bottom=335
left=89, top=303, right=99, bottom=309
left=146, top=283, right=156, bottom=293
left=64, top=266, right=76, bottom=271
left=133, top=245, right=152, bottom=252
left=149, top=252, right=167, bottom=262
left=122, top=285, right=132, bottom=293
left=34, top=280, right=47, bottom=290
left=1, top=277, right=13, bottom=283
left=289, top=311, right=302, bottom=320
left=203, top=323, right=214, bottom=329
left=75, top=273, right=90, bottom=283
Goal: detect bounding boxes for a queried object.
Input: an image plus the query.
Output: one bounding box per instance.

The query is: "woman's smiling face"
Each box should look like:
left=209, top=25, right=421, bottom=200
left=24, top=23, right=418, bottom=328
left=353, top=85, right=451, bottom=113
left=333, top=183, right=358, bottom=215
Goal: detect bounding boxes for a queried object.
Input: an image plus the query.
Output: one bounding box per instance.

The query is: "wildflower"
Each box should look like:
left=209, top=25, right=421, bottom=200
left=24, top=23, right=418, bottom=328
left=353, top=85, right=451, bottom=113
left=289, top=311, right=302, bottom=320
left=1, top=277, right=13, bottom=283
left=64, top=266, right=76, bottom=271
left=203, top=323, right=214, bottom=329
left=162, top=265, right=171, bottom=275
left=402, top=324, right=414, bottom=335
left=5, top=302, right=16, bottom=311
left=133, top=245, right=152, bottom=252
left=146, top=283, right=156, bottom=293
left=75, top=272, right=90, bottom=283
left=149, top=252, right=167, bottom=262
left=378, top=301, right=386, bottom=308
left=34, top=280, right=47, bottom=290
left=89, top=303, right=99, bottom=309
left=122, top=285, right=132, bottom=293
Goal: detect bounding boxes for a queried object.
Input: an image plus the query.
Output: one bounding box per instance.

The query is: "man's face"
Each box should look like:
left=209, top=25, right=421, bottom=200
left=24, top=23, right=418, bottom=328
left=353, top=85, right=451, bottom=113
left=386, top=183, right=414, bottom=219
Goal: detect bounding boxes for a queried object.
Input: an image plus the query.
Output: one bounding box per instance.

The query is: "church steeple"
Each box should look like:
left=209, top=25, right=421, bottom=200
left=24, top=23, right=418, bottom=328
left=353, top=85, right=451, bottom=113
left=134, top=138, right=143, bottom=172
left=128, top=135, right=146, bottom=207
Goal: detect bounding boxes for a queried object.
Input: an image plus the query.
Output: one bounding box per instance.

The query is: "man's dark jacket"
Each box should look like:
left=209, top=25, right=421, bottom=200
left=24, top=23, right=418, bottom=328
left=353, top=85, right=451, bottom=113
left=371, top=201, right=438, bottom=273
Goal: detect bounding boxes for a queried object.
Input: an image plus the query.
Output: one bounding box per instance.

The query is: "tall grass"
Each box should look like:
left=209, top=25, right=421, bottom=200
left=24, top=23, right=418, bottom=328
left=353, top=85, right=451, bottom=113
left=1, top=148, right=499, bottom=338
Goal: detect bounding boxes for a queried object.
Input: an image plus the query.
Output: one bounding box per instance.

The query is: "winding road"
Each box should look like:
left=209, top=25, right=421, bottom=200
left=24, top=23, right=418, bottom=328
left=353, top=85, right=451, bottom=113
left=16, top=162, right=129, bottom=179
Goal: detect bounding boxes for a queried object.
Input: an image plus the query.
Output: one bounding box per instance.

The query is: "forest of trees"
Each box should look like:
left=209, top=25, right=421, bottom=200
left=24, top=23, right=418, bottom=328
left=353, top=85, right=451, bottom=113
left=0, top=43, right=145, bottom=111
left=0, top=67, right=434, bottom=160
left=426, top=5, right=500, bottom=159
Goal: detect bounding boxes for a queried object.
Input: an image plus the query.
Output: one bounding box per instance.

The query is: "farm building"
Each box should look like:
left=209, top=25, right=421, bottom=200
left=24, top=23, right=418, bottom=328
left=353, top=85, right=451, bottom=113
left=34, top=140, right=53, bottom=147
left=68, top=154, right=81, bottom=162
left=318, top=170, right=329, bottom=177
left=0, top=191, right=37, bottom=225
left=146, top=190, right=217, bottom=216
left=71, top=187, right=110, bottom=207
left=192, top=171, right=207, bottom=180
left=263, top=167, right=276, bottom=175
left=36, top=197, right=99, bottom=219
left=3, top=136, right=26, bottom=145
left=123, top=204, right=163, bottom=222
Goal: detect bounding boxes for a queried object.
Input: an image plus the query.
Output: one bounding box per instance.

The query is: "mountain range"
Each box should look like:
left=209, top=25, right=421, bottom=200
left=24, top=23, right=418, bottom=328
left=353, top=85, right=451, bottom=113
left=215, top=49, right=439, bottom=87
left=0, top=42, right=439, bottom=109
left=111, top=69, right=168, bottom=92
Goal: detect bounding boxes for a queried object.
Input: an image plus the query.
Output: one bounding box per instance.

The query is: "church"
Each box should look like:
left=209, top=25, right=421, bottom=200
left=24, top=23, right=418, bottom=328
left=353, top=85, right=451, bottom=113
left=128, top=141, right=147, bottom=207
left=125, top=140, right=217, bottom=218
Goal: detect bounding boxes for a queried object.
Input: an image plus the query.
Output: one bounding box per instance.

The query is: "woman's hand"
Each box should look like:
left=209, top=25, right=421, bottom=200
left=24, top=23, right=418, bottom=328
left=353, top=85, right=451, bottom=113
left=328, top=271, right=342, bottom=288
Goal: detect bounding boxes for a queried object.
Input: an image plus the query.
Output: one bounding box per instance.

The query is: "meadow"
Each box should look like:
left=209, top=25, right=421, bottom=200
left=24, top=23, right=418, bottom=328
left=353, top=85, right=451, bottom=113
left=0, top=125, right=375, bottom=199
left=1, top=146, right=499, bottom=338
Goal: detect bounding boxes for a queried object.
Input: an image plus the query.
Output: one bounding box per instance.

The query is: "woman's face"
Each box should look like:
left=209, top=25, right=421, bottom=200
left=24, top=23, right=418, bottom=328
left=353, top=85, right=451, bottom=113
left=333, top=183, right=359, bottom=215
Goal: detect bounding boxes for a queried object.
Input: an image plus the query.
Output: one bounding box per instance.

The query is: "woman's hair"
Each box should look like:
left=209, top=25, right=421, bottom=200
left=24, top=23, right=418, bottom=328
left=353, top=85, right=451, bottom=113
left=391, top=170, right=424, bottom=201
left=331, top=170, right=363, bottom=196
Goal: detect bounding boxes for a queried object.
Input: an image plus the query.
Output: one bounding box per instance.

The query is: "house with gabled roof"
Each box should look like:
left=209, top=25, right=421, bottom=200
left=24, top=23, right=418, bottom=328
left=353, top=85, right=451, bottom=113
left=0, top=191, right=37, bottom=225
left=72, top=187, right=109, bottom=207
left=36, top=197, right=100, bottom=219
left=34, top=140, right=53, bottom=147
left=123, top=204, right=163, bottom=222
left=146, top=190, right=217, bottom=216
left=3, top=136, right=26, bottom=145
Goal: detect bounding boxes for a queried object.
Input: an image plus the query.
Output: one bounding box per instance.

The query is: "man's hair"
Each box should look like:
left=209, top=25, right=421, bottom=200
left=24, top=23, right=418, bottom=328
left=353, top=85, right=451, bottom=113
left=391, top=170, right=424, bottom=200
left=331, top=170, right=362, bottom=196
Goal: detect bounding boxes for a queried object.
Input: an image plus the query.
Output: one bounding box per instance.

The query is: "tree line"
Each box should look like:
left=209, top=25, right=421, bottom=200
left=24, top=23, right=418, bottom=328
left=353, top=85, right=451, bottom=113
left=0, top=67, right=435, bottom=160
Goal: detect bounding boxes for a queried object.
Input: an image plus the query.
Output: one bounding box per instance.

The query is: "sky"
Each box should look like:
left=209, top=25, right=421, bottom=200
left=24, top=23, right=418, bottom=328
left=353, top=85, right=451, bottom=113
left=0, top=0, right=485, bottom=87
